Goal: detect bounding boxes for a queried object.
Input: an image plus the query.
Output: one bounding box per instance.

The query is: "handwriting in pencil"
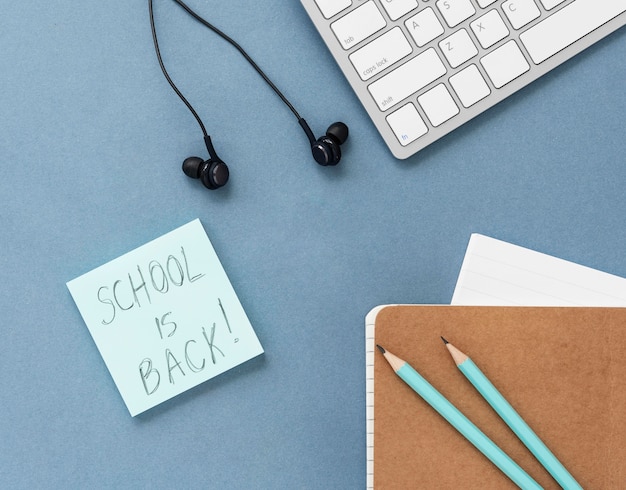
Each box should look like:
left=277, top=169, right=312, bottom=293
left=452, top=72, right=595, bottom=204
left=138, top=298, right=232, bottom=396
left=97, top=246, right=205, bottom=326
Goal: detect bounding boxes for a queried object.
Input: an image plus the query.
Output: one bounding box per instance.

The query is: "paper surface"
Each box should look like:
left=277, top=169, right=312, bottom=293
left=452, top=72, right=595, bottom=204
left=452, top=234, right=626, bottom=306
left=67, top=219, right=263, bottom=416
left=369, top=305, right=626, bottom=489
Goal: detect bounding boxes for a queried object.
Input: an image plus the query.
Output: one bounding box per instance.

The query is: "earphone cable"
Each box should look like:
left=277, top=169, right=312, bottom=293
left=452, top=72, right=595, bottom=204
left=170, top=0, right=302, bottom=120
left=149, top=0, right=210, bottom=139
left=149, top=0, right=303, bottom=142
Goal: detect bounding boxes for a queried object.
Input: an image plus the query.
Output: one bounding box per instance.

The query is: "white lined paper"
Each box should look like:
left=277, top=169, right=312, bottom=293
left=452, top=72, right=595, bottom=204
left=452, top=234, right=626, bottom=306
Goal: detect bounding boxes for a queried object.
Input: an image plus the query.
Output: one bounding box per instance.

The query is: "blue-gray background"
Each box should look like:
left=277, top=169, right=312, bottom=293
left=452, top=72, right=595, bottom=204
left=1, top=1, right=624, bottom=488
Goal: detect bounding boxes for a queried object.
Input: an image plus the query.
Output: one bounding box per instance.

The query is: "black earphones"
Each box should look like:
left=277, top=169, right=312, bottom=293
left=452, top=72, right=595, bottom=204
left=181, top=136, right=230, bottom=190
left=300, top=119, right=350, bottom=167
left=149, top=0, right=349, bottom=190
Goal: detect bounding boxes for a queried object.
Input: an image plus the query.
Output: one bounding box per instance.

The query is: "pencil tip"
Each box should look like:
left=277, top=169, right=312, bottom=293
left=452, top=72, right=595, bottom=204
left=376, top=344, right=386, bottom=354
left=440, top=336, right=449, bottom=344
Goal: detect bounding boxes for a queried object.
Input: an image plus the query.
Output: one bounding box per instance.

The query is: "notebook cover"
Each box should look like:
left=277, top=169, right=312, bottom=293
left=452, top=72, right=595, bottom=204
left=371, top=305, right=626, bottom=489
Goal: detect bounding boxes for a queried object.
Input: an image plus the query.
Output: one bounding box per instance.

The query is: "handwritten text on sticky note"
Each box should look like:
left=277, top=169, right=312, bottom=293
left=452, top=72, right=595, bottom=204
left=67, top=219, right=263, bottom=416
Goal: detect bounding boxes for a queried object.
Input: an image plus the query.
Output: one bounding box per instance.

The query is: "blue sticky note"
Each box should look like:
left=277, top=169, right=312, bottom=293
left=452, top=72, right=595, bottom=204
left=67, top=219, right=263, bottom=416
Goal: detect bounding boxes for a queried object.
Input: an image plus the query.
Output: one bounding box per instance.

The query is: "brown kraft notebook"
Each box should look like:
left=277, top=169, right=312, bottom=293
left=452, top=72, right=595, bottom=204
left=366, top=305, right=626, bottom=489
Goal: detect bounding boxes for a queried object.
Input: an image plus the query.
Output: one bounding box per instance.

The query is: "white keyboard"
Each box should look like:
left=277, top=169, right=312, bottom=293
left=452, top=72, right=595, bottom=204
left=301, top=0, right=626, bottom=159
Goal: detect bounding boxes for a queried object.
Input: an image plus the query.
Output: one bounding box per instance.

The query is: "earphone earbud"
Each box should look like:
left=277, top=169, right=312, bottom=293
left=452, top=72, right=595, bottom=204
left=181, top=135, right=229, bottom=190
left=311, top=122, right=349, bottom=166
left=299, top=119, right=349, bottom=167
left=182, top=156, right=229, bottom=190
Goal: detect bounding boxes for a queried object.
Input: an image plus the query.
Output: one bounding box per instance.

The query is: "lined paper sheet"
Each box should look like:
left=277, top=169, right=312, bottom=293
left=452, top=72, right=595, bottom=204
left=366, top=234, right=626, bottom=488
left=365, top=306, right=387, bottom=489
left=452, top=234, right=626, bottom=306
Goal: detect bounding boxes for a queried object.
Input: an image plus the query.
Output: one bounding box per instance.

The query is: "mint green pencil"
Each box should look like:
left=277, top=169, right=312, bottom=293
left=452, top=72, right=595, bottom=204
left=442, top=338, right=582, bottom=490
left=377, top=345, right=542, bottom=489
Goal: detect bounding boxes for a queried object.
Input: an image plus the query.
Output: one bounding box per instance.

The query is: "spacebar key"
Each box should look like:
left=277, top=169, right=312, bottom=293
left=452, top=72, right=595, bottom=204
left=520, top=0, right=626, bottom=64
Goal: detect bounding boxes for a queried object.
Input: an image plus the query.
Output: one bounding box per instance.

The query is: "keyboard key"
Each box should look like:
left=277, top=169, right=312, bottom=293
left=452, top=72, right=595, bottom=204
left=418, top=84, right=459, bottom=126
left=449, top=64, right=491, bottom=107
left=386, top=103, right=428, bottom=146
left=331, top=1, right=386, bottom=50
left=436, top=0, right=476, bottom=28
left=368, top=48, right=447, bottom=111
left=539, top=0, right=566, bottom=9
left=349, top=27, right=412, bottom=81
left=471, top=10, right=509, bottom=49
left=380, top=0, right=418, bottom=21
left=480, top=40, right=530, bottom=88
left=405, top=8, right=445, bottom=47
left=439, top=29, right=478, bottom=68
left=502, top=0, right=541, bottom=29
left=477, top=0, right=498, bottom=7
left=520, top=0, right=626, bottom=64
left=314, top=0, right=351, bottom=19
